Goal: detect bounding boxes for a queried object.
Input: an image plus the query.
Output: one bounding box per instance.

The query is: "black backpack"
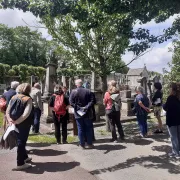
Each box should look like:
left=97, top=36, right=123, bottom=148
left=9, top=94, right=30, bottom=121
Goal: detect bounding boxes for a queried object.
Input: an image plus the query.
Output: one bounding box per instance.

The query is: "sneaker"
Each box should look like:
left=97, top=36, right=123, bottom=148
left=80, top=145, right=85, bottom=150
left=24, top=157, right=32, bottom=163
left=62, top=141, right=68, bottom=144
left=154, top=129, right=163, bottom=134
left=12, top=163, right=32, bottom=171
left=86, top=145, right=94, bottom=149
left=119, top=136, right=125, bottom=140
left=168, top=153, right=180, bottom=159
left=110, top=139, right=117, bottom=142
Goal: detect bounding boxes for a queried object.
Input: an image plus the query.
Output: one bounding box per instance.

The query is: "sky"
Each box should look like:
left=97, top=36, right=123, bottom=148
left=0, top=8, right=178, bottom=73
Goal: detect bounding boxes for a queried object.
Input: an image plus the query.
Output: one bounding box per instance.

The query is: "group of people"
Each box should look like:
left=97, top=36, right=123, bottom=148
left=1, top=78, right=180, bottom=171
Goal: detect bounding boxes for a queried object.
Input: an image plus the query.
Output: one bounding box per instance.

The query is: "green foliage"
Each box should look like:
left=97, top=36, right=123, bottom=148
left=0, top=63, right=46, bottom=82
left=57, top=68, right=91, bottom=77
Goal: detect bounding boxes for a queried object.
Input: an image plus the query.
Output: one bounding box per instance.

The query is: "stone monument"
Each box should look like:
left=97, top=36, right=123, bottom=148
left=42, top=62, right=57, bottom=123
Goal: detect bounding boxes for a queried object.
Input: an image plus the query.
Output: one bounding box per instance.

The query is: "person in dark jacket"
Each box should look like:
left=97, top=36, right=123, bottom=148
left=69, top=79, right=94, bottom=149
left=6, top=83, right=33, bottom=171
left=152, top=82, right=163, bottom=133
left=163, top=82, right=180, bottom=158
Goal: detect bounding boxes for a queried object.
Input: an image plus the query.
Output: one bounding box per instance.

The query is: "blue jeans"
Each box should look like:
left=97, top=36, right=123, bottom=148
left=76, top=118, right=93, bottom=146
left=16, top=126, right=31, bottom=166
left=137, top=114, right=148, bottom=136
left=32, top=108, right=41, bottom=133
left=167, top=125, right=180, bottom=155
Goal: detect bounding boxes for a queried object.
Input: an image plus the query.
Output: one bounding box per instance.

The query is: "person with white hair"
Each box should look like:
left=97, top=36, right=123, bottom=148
left=69, top=79, right=95, bottom=149
left=134, top=86, right=150, bottom=138
left=30, top=83, right=43, bottom=134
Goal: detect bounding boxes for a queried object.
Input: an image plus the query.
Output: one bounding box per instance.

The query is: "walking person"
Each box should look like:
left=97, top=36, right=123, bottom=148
left=163, top=82, right=180, bottom=158
left=69, top=79, right=94, bottom=149
left=134, top=86, right=150, bottom=138
left=2, top=81, right=19, bottom=131
left=104, top=81, right=124, bottom=142
left=30, top=83, right=43, bottom=134
left=49, top=85, right=69, bottom=144
left=6, top=83, right=34, bottom=170
left=152, top=82, right=163, bottom=133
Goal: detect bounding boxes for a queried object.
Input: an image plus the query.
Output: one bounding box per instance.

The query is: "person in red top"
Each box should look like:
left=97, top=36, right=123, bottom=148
left=104, top=80, right=124, bottom=142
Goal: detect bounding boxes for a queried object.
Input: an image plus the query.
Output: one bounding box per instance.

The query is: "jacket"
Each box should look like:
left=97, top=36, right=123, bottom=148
left=30, top=88, right=42, bottom=110
left=3, top=89, right=16, bottom=107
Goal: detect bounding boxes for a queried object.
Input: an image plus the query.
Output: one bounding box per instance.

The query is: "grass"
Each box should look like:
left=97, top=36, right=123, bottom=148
left=97, top=129, right=109, bottom=136
left=28, top=134, right=78, bottom=144
left=0, top=112, right=3, bottom=128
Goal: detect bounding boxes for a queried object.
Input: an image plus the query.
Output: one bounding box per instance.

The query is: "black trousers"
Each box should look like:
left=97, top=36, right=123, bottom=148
left=106, top=111, right=124, bottom=140
left=53, top=113, right=68, bottom=143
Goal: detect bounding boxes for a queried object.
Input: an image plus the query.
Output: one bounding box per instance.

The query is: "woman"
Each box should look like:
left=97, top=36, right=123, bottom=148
left=104, top=81, right=124, bottom=142
left=163, top=83, right=180, bottom=158
left=152, top=82, right=163, bottom=133
left=49, top=85, right=69, bottom=144
left=134, top=86, right=150, bottom=138
left=6, top=83, right=33, bottom=171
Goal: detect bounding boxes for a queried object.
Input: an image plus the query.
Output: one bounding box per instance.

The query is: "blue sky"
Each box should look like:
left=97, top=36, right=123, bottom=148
left=0, top=9, right=177, bottom=73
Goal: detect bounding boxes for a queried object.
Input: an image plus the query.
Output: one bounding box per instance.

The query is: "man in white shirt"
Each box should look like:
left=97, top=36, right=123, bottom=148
left=30, top=83, right=42, bottom=134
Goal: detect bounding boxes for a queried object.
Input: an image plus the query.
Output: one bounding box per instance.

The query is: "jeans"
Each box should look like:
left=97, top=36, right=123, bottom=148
left=167, top=125, right=180, bottom=155
left=137, top=114, right=148, bottom=136
left=16, top=126, right=31, bottom=166
left=53, top=113, right=68, bottom=143
left=32, top=108, right=41, bottom=133
left=76, top=118, right=93, bottom=146
left=106, top=111, right=124, bottom=140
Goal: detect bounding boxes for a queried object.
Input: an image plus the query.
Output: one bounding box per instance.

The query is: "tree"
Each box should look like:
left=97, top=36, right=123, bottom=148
left=2, top=0, right=180, bottom=91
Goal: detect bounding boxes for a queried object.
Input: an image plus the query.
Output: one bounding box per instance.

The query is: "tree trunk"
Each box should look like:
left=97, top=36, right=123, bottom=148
left=101, top=73, right=107, bottom=93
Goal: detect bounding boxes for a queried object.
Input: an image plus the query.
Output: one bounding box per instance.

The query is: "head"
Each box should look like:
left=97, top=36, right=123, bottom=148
left=34, top=83, right=41, bottom=90
left=154, top=82, right=162, bottom=91
left=16, top=83, right=31, bottom=95
left=135, top=86, right=144, bottom=94
left=75, top=79, right=83, bottom=87
left=62, top=86, right=67, bottom=93
left=54, top=84, right=63, bottom=95
left=108, top=80, right=117, bottom=87
left=11, top=81, right=20, bottom=90
left=170, top=82, right=180, bottom=100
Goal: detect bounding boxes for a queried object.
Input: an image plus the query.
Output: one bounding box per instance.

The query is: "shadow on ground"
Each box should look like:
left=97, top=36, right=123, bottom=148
left=94, top=144, right=126, bottom=154
left=152, top=145, right=172, bottom=153
left=27, top=143, right=52, bottom=148
left=25, top=161, right=80, bottom=174
left=32, top=149, right=67, bottom=156
left=90, top=154, right=180, bottom=175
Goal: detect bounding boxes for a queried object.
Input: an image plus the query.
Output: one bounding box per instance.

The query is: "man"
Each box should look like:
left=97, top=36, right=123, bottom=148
left=69, top=79, right=95, bottom=149
left=62, top=86, right=70, bottom=97
left=2, top=81, right=19, bottom=130
left=30, top=83, right=42, bottom=134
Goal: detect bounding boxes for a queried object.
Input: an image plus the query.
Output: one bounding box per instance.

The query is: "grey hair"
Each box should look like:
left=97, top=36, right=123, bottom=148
left=75, top=79, right=83, bottom=86
left=135, top=86, right=144, bottom=94
left=34, top=83, right=41, bottom=89
left=11, top=81, right=20, bottom=89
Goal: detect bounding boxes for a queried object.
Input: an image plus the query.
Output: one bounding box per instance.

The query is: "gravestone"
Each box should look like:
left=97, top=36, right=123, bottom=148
left=42, top=63, right=57, bottom=123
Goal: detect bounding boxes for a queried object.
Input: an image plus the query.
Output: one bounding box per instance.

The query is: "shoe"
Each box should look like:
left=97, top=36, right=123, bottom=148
left=154, top=129, right=163, bottom=134
left=119, top=136, right=125, bottom=140
left=63, top=141, right=68, bottom=144
left=12, top=163, right=32, bottom=171
left=57, top=142, right=61, bottom=145
left=168, top=153, right=180, bottom=159
left=24, top=157, right=32, bottom=163
left=86, top=145, right=94, bottom=149
left=110, top=139, right=117, bottom=142
left=80, top=145, right=85, bottom=150
left=140, top=134, right=147, bottom=138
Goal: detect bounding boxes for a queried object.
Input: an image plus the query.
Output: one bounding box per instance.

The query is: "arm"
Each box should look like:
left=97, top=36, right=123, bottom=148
left=6, top=99, right=33, bottom=124
left=86, top=92, right=95, bottom=109
left=37, top=91, right=43, bottom=111
left=163, top=96, right=172, bottom=111
left=103, top=92, right=108, bottom=106
left=138, top=101, right=150, bottom=112
left=49, top=96, right=55, bottom=111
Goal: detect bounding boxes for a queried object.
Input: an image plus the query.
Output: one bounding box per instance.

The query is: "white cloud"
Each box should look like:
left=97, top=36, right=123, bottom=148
left=123, top=42, right=173, bottom=73
left=0, top=8, right=51, bottom=39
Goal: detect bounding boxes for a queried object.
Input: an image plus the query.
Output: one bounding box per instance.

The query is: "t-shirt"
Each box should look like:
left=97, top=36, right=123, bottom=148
left=134, top=94, right=149, bottom=116
left=152, top=90, right=163, bottom=106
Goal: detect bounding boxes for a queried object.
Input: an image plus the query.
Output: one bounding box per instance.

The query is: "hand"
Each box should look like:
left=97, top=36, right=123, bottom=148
left=145, top=107, right=151, bottom=113
left=9, top=119, right=16, bottom=125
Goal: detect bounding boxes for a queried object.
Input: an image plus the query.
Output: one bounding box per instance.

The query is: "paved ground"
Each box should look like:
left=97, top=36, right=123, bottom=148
left=1, top=118, right=180, bottom=180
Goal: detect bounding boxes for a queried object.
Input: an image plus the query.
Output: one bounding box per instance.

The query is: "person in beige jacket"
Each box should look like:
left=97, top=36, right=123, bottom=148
left=30, top=83, right=42, bottom=133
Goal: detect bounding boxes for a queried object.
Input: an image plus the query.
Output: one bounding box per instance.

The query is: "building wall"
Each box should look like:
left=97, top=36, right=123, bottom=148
left=127, top=76, right=141, bottom=87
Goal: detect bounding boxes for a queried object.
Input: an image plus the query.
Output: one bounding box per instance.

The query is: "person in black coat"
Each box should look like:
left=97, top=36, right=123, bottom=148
left=163, top=82, right=180, bottom=158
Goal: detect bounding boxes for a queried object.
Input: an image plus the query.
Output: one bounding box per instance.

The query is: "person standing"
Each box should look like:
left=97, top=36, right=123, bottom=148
left=134, top=86, right=150, bottom=138
left=49, top=85, right=69, bottom=144
left=152, top=82, right=163, bottom=133
left=163, top=83, right=180, bottom=158
left=6, top=83, right=34, bottom=171
left=69, top=79, right=94, bottom=149
left=62, top=86, right=70, bottom=97
left=30, top=83, right=43, bottom=134
left=104, top=81, right=124, bottom=142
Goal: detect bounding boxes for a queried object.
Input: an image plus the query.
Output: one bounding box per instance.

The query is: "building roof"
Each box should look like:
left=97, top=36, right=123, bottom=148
left=127, top=68, right=144, bottom=76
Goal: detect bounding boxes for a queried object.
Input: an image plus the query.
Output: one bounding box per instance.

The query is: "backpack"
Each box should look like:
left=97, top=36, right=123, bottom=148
left=0, top=97, right=7, bottom=112
left=9, top=94, right=30, bottom=121
left=53, top=94, right=66, bottom=119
